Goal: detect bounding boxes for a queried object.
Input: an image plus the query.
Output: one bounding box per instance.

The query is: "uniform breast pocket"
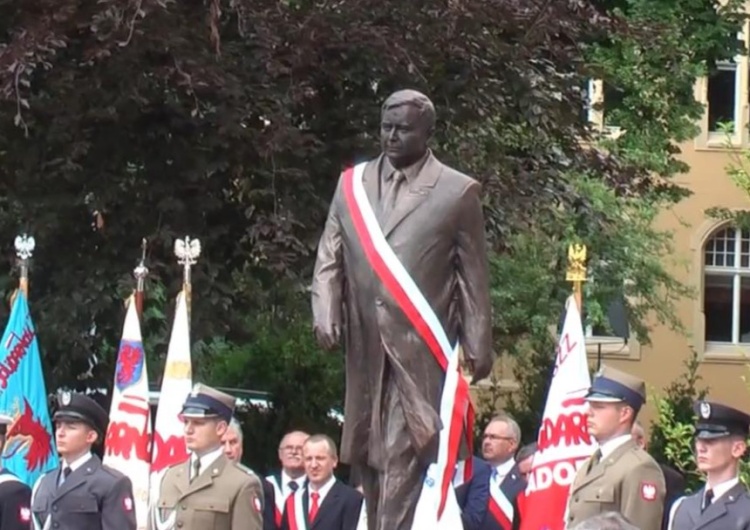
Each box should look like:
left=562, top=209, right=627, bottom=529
left=193, top=498, right=230, bottom=529
left=582, top=485, right=616, bottom=507
left=67, top=494, right=100, bottom=522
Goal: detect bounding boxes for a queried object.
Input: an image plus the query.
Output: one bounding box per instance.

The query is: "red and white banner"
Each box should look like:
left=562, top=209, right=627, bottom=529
left=341, top=162, right=473, bottom=520
left=518, top=296, right=596, bottom=530
left=149, top=291, right=192, bottom=504
left=103, top=297, right=152, bottom=529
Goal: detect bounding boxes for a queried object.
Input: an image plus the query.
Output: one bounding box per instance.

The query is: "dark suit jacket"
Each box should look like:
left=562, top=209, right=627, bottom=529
left=281, top=480, right=363, bottom=530
left=263, top=479, right=277, bottom=530
left=0, top=471, right=31, bottom=530
left=660, top=463, right=685, bottom=530
left=456, top=458, right=525, bottom=530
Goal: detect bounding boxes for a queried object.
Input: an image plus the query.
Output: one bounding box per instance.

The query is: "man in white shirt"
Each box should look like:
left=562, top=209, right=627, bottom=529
left=31, top=391, right=136, bottom=530
left=281, top=434, right=362, bottom=530
left=668, top=400, right=750, bottom=530
left=265, top=430, right=309, bottom=527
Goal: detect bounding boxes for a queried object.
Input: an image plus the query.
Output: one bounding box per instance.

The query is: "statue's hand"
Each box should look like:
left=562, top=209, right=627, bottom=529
left=314, top=322, right=341, bottom=351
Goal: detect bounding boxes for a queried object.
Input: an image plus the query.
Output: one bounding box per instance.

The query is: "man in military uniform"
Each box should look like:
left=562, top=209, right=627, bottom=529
left=30, top=391, right=136, bottom=530
left=149, top=384, right=263, bottom=530
left=668, top=400, right=750, bottom=530
left=565, top=365, right=665, bottom=530
left=0, top=412, right=32, bottom=530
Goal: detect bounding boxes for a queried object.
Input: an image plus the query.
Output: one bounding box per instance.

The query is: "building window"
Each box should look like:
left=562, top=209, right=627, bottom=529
left=704, top=226, right=750, bottom=344
left=602, top=82, right=625, bottom=129
left=707, top=63, right=739, bottom=133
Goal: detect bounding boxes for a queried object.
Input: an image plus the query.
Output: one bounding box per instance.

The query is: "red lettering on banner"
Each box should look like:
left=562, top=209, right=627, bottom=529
left=105, top=400, right=151, bottom=461
left=537, top=412, right=590, bottom=452
left=552, top=332, right=577, bottom=376
left=526, top=458, right=587, bottom=492
left=0, top=327, right=34, bottom=389
left=151, top=432, right=188, bottom=473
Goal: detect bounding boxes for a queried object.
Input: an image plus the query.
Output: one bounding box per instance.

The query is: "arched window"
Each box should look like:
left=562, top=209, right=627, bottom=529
left=704, top=226, right=750, bottom=344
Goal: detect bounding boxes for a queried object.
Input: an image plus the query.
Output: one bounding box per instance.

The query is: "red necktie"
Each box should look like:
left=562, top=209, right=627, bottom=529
left=309, top=492, right=320, bottom=521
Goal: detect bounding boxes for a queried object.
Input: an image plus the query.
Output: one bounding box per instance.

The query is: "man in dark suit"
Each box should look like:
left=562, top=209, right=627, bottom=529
left=668, top=400, right=750, bottom=529
left=281, top=434, right=362, bottom=530
left=632, top=420, right=685, bottom=530
left=312, top=89, right=493, bottom=530
left=222, top=418, right=276, bottom=530
left=456, top=414, right=526, bottom=530
left=30, top=391, right=136, bottom=530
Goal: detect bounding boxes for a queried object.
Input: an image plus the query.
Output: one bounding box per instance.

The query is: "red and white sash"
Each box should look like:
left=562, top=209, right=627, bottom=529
left=285, top=489, right=308, bottom=530
left=341, top=162, right=474, bottom=515
left=266, top=475, right=285, bottom=528
left=488, top=479, right=514, bottom=530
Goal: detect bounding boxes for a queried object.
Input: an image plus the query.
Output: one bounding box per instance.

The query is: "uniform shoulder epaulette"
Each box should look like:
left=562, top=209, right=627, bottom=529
left=101, top=463, right=129, bottom=480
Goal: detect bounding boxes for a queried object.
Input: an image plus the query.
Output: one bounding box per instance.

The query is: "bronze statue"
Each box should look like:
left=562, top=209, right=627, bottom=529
left=311, top=89, right=493, bottom=530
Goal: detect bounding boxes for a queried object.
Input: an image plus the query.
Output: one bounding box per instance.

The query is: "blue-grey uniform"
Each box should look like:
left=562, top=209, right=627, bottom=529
left=30, top=392, right=136, bottom=530
left=668, top=400, right=750, bottom=530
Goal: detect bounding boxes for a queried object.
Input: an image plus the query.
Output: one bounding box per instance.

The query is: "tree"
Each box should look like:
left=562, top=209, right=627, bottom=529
left=0, top=0, right=743, bottom=442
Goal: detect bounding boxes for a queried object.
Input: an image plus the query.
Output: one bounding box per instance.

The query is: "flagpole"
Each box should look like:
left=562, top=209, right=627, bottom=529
left=565, top=243, right=588, bottom=313
left=133, top=238, right=149, bottom=320
left=13, top=234, right=35, bottom=304
left=174, top=236, right=201, bottom=316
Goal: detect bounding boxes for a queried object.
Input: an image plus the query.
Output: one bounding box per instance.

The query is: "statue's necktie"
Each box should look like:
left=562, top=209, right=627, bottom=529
left=380, top=170, right=405, bottom=221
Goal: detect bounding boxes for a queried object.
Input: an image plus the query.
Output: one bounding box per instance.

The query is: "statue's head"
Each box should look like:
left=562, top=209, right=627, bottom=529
left=380, top=90, right=435, bottom=169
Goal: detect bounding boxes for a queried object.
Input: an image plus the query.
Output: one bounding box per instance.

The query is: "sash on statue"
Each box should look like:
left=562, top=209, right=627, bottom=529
left=266, top=474, right=285, bottom=527
left=285, top=489, right=309, bottom=530
left=341, top=162, right=474, bottom=517
left=488, top=478, right=514, bottom=530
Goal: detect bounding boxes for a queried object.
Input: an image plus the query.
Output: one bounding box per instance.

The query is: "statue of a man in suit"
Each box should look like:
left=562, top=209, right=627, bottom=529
left=311, top=89, right=494, bottom=530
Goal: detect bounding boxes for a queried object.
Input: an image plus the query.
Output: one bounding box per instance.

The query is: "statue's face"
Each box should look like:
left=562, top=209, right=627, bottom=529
left=380, top=104, right=430, bottom=169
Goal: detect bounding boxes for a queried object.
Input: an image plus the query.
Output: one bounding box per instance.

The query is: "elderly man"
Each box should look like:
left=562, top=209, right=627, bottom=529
left=312, top=89, right=493, bottom=530
left=266, top=431, right=309, bottom=528
left=222, top=418, right=276, bottom=530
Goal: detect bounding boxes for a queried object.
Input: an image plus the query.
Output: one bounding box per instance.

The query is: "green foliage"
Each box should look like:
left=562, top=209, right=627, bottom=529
left=649, top=351, right=708, bottom=492
left=706, top=124, right=750, bottom=229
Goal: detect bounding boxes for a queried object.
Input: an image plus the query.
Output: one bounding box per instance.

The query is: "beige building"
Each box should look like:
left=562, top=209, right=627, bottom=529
left=583, top=30, right=750, bottom=425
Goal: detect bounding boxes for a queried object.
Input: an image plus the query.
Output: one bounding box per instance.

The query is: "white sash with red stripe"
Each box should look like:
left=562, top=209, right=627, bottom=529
left=488, top=478, right=514, bottom=530
left=265, top=474, right=286, bottom=527
left=285, top=489, right=308, bottom=530
left=341, top=162, right=474, bottom=519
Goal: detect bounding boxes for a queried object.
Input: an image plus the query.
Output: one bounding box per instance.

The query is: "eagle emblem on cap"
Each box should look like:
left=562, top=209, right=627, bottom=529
left=700, top=402, right=711, bottom=419
left=61, top=391, right=72, bottom=406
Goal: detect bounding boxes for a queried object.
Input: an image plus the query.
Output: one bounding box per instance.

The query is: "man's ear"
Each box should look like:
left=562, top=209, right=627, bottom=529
left=86, top=427, right=99, bottom=446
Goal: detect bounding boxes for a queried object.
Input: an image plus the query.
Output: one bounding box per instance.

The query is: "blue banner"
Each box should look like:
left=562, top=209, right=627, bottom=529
left=0, top=292, right=58, bottom=486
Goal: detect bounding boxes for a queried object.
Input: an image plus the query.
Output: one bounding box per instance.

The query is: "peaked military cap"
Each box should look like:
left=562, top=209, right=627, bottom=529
left=181, top=383, right=235, bottom=423
left=54, top=391, right=109, bottom=435
left=585, top=365, right=646, bottom=412
left=693, top=400, right=750, bottom=440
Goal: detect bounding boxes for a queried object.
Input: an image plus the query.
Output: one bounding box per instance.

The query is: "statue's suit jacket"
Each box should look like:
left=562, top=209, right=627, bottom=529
left=312, top=153, right=493, bottom=469
left=148, top=454, right=263, bottom=530
left=565, top=439, right=666, bottom=530
left=669, top=482, right=750, bottom=530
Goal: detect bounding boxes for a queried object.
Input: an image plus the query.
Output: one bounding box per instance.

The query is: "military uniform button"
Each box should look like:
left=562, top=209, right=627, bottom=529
left=181, top=504, right=187, bottom=510
left=52, top=504, right=58, bottom=511
left=177, top=521, right=184, bottom=528
left=375, top=298, right=383, bottom=306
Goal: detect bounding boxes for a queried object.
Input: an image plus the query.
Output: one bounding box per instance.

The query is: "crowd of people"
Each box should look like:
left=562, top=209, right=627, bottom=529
left=0, top=366, right=747, bottom=530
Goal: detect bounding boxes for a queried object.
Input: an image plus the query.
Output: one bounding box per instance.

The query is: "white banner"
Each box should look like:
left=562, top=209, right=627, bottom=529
left=104, top=297, right=152, bottom=530
left=149, top=291, right=192, bottom=503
